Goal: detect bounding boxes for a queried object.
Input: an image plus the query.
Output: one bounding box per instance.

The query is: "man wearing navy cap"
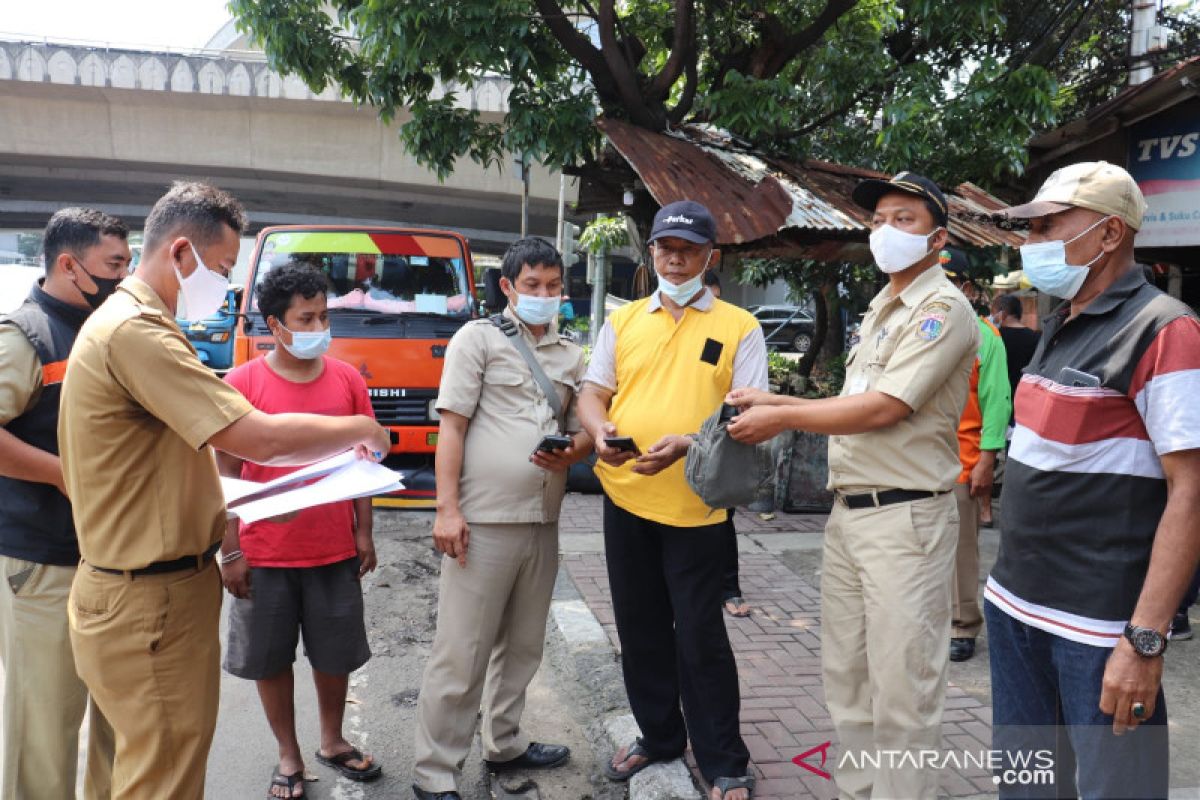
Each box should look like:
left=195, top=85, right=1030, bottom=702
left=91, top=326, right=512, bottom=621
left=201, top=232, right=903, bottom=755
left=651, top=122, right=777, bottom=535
left=727, top=173, right=978, bottom=798
left=578, top=200, right=766, bottom=800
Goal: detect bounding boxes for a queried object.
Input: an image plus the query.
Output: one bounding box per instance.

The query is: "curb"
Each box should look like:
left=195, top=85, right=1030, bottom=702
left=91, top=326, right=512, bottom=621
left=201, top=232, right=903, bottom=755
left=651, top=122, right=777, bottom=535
left=551, top=567, right=703, bottom=800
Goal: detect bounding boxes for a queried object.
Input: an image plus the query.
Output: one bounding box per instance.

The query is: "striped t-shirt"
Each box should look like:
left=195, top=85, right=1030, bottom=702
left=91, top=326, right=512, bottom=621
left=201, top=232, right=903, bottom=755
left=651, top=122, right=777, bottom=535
left=987, top=267, right=1200, bottom=647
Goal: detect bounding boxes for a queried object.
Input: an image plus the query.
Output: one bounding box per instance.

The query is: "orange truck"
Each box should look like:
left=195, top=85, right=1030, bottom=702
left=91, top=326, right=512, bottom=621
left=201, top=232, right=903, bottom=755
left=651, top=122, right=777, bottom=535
left=234, top=225, right=477, bottom=508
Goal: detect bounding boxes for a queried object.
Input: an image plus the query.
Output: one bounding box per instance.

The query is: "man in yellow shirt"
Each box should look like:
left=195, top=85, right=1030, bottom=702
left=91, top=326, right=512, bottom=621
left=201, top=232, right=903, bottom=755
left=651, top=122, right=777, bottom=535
left=578, top=201, right=767, bottom=800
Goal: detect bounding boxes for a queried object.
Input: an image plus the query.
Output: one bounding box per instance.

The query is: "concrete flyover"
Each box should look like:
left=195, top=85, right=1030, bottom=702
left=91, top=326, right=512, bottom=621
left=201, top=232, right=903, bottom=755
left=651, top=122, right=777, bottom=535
left=0, top=38, right=574, bottom=254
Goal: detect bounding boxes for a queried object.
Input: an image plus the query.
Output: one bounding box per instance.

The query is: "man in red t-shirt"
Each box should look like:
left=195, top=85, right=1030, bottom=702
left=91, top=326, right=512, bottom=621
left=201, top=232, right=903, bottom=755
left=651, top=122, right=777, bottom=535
left=217, top=263, right=381, bottom=798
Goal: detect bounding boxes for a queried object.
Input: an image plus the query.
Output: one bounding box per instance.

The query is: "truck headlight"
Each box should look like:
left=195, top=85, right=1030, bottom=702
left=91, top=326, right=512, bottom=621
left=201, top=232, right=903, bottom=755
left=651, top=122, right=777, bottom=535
left=209, top=331, right=230, bottom=343
left=427, top=400, right=440, bottom=422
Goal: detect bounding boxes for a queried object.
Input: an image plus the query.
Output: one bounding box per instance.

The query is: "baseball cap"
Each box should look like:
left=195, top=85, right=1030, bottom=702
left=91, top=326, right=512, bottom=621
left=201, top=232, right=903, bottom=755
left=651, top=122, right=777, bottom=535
left=938, top=247, right=971, bottom=281
left=648, top=200, right=717, bottom=245
left=852, top=171, right=949, bottom=227
left=1000, top=161, right=1147, bottom=231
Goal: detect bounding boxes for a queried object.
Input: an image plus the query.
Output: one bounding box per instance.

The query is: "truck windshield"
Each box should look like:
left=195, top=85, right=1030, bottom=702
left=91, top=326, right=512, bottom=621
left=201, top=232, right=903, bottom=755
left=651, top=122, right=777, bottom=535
left=249, top=230, right=472, bottom=317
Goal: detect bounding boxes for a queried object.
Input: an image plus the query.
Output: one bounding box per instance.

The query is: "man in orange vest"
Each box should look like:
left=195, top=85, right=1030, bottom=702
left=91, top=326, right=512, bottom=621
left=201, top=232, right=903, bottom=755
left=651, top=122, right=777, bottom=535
left=942, top=249, right=1010, bottom=662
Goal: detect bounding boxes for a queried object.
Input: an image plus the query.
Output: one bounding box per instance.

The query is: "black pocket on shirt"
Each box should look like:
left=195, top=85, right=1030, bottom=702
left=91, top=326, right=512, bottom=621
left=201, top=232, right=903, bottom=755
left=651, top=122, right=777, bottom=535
left=700, top=338, right=724, bottom=366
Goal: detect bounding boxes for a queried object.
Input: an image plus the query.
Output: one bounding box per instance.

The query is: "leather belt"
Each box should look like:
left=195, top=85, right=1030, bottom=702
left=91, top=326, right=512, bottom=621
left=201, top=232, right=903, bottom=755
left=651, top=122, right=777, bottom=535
left=89, top=542, right=221, bottom=578
left=837, top=489, right=943, bottom=509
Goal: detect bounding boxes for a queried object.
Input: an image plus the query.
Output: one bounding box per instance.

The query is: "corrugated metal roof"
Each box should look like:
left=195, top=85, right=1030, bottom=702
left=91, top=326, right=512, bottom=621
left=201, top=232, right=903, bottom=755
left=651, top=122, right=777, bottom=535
left=596, top=117, right=1023, bottom=254
left=1027, top=56, right=1200, bottom=166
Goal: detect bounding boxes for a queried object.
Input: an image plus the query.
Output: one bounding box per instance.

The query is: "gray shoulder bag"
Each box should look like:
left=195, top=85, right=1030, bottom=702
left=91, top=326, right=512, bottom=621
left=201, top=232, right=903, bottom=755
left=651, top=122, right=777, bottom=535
left=489, top=314, right=566, bottom=433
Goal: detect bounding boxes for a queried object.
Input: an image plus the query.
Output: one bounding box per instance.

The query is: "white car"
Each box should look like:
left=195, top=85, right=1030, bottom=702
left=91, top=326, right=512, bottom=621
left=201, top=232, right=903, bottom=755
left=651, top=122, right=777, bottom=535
left=0, top=265, right=44, bottom=314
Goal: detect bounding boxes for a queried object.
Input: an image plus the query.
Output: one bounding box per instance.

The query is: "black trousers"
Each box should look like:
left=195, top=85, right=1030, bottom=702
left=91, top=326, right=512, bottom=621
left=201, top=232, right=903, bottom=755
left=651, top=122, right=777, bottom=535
left=603, top=497, right=750, bottom=782
left=719, top=511, right=741, bottom=601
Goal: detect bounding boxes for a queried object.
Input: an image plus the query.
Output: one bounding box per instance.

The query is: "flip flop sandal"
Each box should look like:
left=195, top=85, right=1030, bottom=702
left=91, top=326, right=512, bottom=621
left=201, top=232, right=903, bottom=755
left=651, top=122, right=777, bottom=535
left=602, top=740, right=661, bottom=782
left=269, top=766, right=305, bottom=798
left=314, top=747, right=382, bottom=782
left=713, top=775, right=756, bottom=798
left=723, top=596, right=752, bottom=618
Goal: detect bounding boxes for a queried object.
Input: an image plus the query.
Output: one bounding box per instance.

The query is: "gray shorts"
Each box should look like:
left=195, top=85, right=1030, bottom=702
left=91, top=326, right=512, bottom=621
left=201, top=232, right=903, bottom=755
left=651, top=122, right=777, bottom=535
left=224, top=557, right=371, bottom=680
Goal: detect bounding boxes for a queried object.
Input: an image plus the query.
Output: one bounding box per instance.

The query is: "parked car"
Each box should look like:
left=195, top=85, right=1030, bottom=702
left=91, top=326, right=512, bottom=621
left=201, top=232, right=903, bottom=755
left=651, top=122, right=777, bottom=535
left=179, top=286, right=242, bottom=373
left=748, top=305, right=817, bottom=353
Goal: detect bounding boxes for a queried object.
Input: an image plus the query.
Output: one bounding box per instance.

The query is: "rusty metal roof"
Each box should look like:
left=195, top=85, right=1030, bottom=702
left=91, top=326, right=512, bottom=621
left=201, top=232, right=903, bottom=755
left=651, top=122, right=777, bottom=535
left=596, top=117, right=1023, bottom=256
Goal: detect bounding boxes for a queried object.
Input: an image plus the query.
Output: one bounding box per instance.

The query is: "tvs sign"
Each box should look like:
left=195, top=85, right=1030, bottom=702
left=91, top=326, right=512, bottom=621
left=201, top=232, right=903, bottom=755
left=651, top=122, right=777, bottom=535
left=1129, top=105, right=1200, bottom=247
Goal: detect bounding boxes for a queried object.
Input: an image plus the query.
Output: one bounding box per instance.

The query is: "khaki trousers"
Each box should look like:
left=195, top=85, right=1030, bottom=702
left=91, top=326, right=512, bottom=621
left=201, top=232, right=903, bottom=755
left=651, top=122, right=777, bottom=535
left=68, top=560, right=222, bottom=800
left=0, top=557, right=114, bottom=800
left=950, top=482, right=983, bottom=639
left=413, top=522, right=559, bottom=794
left=821, top=493, right=958, bottom=800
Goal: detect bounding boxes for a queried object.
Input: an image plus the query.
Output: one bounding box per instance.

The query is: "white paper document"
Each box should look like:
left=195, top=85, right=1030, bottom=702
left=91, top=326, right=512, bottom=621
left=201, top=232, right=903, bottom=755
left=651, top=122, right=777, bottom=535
left=220, top=452, right=404, bottom=524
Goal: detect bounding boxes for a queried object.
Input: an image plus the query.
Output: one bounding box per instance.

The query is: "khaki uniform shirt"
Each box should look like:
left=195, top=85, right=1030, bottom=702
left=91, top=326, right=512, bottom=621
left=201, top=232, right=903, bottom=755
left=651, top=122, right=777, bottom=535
left=435, top=307, right=585, bottom=524
left=828, top=265, right=978, bottom=493
left=0, top=325, right=41, bottom=424
left=59, top=277, right=254, bottom=570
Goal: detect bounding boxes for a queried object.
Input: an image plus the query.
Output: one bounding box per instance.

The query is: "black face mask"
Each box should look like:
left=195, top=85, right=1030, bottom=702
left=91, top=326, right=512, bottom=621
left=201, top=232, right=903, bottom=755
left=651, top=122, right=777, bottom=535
left=75, top=262, right=122, bottom=310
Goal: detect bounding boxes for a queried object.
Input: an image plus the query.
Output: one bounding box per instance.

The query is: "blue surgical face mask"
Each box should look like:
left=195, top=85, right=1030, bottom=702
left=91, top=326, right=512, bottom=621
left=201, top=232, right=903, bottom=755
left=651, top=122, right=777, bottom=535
left=513, top=293, right=560, bottom=326
left=1019, top=216, right=1110, bottom=300
left=656, top=271, right=706, bottom=305
left=279, top=324, right=331, bottom=359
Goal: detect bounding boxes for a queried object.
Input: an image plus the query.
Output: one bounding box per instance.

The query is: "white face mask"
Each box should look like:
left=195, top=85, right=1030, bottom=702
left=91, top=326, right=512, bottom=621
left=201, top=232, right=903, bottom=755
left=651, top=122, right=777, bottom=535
left=656, top=272, right=706, bottom=305
left=279, top=324, right=332, bottom=360
left=513, top=293, right=560, bottom=326
left=1018, top=216, right=1110, bottom=300
left=174, top=242, right=230, bottom=322
left=869, top=224, right=942, bottom=274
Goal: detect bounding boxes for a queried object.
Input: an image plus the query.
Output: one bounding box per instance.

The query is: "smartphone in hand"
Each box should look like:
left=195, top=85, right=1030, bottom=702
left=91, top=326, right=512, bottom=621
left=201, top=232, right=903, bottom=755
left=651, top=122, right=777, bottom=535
left=604, top=436, right=641, bottom=455
left=534, top=434, right=573, bottom=454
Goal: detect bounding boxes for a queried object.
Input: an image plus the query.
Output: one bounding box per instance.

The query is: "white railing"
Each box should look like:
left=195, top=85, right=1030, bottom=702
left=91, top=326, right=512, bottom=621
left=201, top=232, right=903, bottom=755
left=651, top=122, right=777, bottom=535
left=0, top=36, right=510, bottom=111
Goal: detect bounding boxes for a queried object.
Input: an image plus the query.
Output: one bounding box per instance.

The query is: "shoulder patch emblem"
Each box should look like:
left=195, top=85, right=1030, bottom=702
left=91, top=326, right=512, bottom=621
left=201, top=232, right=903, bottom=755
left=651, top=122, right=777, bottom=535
left=916, top=312, right=946, bottom=341
left=920, top=301, right=951, bottom=314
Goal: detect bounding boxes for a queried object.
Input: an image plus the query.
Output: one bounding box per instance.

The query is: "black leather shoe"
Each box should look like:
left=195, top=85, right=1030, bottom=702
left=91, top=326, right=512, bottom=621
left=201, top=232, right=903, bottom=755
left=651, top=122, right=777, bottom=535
left=412, top=784, right=461, bottom=800
left=484, top=742, right=570, bottom=772
left=950, top=637, right=976, bottom=662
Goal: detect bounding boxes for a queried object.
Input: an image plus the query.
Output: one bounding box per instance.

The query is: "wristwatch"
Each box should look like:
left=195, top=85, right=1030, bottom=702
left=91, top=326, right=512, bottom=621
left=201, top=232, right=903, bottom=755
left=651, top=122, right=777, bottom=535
left=1123, top=623, right=1168, bottom=657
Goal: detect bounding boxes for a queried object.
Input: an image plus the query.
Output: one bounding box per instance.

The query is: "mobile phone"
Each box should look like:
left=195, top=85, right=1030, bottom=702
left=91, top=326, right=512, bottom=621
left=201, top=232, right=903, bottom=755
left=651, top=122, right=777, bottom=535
left=604, top=436, right=641, bottom=455
left=1059, top=367, right=1101, bottom=388
left=718, top=403, right=740, bottom=424
left=535, top=434, right=573, bottom=453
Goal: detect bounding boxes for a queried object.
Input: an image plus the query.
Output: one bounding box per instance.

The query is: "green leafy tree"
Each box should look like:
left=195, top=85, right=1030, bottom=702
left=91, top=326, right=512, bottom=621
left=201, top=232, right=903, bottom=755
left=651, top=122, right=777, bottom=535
left=229, top=0, right=1199, bottom=189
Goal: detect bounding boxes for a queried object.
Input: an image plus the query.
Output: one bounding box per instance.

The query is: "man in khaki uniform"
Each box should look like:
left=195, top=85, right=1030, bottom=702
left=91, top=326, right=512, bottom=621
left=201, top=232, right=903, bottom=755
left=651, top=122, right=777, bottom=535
left=729, top=173, right=978, bottom=799
left=0, top=208, right=125, bottom=800
left=413, top=238, right=590, bottom=800
left=59, top=182, right=389, bottom=800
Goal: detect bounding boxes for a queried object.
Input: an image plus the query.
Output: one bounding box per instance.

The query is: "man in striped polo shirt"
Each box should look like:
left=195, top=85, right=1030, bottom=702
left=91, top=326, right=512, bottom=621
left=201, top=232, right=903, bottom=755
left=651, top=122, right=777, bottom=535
left=988, top=161, right=1200, bottom=798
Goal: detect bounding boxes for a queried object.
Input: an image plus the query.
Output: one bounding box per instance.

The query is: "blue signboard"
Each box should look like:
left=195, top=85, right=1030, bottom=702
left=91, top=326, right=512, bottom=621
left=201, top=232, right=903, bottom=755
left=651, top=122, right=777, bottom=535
left=1128, top=103, right=1200, bottom=246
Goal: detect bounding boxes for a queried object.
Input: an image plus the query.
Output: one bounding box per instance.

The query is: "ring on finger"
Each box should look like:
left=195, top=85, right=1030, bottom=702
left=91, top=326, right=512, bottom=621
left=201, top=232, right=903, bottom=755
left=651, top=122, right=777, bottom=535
left=1132, top=701, right=1147, bottom=719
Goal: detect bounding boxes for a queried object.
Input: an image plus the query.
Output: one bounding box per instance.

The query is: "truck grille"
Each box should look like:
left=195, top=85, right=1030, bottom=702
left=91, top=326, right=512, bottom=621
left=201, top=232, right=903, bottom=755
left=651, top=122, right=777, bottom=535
left=369, top=389, right=437, bottom=426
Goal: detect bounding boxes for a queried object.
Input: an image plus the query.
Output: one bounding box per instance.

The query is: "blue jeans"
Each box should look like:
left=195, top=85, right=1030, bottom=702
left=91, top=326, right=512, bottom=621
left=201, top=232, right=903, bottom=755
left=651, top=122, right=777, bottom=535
left=985, top=600, right=1169, bottom=799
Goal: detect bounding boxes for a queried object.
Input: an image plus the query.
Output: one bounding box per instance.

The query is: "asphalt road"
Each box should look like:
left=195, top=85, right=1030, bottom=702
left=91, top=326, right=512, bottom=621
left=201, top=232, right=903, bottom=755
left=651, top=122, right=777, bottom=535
left=206, top=508, right=626, bottom=800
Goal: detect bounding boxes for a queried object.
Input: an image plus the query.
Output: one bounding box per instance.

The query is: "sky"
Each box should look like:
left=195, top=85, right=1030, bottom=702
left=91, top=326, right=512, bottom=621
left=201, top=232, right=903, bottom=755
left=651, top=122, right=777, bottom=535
left=1, top=0, right=235, bottom=50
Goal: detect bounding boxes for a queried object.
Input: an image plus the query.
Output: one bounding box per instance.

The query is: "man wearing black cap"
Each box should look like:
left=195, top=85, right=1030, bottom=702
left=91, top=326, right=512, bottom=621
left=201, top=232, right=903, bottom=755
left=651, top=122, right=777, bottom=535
left=578, top=200, right=765, bottom=800
left=728, top=173, right=978, bottom=798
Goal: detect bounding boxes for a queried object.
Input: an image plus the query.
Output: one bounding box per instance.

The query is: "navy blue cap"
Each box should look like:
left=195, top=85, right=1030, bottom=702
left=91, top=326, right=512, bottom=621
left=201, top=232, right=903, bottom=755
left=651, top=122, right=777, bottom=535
left=852, top=171, right=949, bottom=227
left=648, top=200, right=717, bottom=245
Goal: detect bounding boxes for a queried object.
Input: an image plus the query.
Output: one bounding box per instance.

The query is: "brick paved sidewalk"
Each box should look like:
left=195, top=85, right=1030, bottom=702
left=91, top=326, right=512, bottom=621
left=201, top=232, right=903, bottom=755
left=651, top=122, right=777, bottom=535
left=560, top=495, right=996, bottom=800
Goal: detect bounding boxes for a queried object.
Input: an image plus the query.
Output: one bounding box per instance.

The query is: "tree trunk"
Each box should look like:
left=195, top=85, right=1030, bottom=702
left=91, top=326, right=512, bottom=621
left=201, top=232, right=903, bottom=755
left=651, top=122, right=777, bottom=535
left=796, top=288, right=828, bottom=381
left=821, top=282, right=844, bottom=359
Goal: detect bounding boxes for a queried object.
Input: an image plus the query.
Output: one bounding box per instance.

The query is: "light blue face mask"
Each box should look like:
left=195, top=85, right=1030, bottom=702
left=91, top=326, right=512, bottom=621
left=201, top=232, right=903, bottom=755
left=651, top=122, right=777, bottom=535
left=656, top=271, right=706, bottom=306
left=514, top=293, right=560, bottom=326
left=279, top=324, right=332, bottom=359
left=1019, top=216, right=1110, bottom=300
